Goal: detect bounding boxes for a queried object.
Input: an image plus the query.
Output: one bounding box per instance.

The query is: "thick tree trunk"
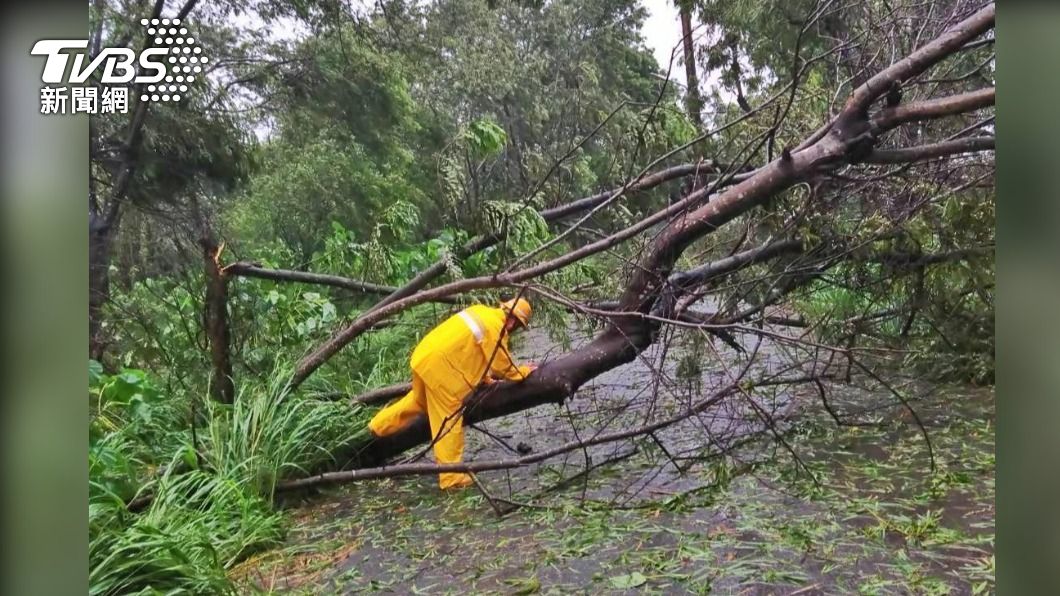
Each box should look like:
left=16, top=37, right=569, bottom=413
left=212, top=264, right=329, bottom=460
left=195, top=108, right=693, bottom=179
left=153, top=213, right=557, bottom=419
left=342, top=327, right=640, bottom=469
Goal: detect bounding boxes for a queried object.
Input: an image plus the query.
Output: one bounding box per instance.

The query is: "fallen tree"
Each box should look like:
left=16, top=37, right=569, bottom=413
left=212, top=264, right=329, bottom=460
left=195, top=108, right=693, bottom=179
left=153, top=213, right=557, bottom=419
left=122, top=2, right=992, bottom=505
left=261, top=3, right=994, bottom=481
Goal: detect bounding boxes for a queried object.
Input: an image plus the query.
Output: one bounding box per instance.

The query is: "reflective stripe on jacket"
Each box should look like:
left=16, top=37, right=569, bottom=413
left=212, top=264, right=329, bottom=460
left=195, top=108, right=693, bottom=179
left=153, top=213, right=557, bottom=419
left=410, top=304, right=532, bottom=401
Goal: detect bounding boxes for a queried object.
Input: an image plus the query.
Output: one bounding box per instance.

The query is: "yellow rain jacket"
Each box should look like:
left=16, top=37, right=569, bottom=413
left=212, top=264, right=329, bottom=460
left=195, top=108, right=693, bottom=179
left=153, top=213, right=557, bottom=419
left=368, top=304, right=534, bottom=489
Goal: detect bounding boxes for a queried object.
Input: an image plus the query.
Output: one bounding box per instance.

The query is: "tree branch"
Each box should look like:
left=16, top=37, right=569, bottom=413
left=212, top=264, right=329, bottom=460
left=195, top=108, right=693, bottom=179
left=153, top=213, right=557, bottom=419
left=841, top=4, right=994, bottom=115
left=872, top=87, right=995, bottom=132
left=223, top=261, right=456, bottom=303
left=279, top=379, right=742, bottom=491
left=865, top=136, right=994, bottom=164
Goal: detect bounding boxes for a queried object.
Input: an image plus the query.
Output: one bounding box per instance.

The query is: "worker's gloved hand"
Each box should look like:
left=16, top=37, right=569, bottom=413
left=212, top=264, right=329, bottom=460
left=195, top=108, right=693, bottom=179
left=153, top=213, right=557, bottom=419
left=514, top=363, right=537, bottom=380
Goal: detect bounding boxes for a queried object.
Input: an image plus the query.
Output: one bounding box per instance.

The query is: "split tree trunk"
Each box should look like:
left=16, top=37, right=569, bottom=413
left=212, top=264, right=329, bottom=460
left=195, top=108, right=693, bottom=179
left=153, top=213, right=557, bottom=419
left=198, top=216, right=234, bottom=404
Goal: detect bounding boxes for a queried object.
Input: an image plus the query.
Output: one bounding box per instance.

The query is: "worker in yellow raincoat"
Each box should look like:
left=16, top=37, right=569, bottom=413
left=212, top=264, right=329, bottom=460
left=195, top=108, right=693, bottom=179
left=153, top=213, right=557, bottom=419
left=368, top=298, right=537, bottom=490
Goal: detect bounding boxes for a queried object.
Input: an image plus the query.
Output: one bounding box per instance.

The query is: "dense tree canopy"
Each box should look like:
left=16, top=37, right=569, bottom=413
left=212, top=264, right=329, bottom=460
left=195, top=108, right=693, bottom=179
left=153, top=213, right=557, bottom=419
left=89, top=1, right=995, bottom=593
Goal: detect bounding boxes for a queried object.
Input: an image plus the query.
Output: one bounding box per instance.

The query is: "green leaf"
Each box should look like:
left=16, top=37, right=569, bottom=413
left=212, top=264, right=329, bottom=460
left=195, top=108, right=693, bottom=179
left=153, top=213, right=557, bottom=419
left=464, top=118, right=508, bottom=158
left=321, top=302, right=337, bottom=321
left=129, top=394, right=152, bottom=424
left=181, top=444, right=199, bottom=470
left=118, top=371, right=145, bottom=386
left=610, top=572, right=647, bottom=589
left=504, top=576, right=540, bottom=595
left=89, top=360, right=104, bottom=387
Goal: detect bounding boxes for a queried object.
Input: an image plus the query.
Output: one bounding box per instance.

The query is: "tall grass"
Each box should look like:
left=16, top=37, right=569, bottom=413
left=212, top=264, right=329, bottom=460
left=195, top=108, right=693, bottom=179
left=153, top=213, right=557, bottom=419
left=199, top=371, right=370, bottom=499
left=89, top=362, right=372, bottom=595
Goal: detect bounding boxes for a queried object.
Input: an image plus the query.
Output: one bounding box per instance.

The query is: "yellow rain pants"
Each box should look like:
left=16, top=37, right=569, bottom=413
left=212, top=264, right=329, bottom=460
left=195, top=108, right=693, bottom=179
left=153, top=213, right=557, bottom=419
left=368, top=304, right=534, bottom=489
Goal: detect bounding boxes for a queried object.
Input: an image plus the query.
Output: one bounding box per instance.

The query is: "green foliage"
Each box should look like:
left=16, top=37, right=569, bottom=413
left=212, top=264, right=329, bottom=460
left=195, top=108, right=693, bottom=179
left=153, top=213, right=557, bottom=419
left=173, top=0, right=693, bottom=292
left=103, top=276, right=209, bottom=392
left=390, top=0, right=684, bottom=216
left=105, top=214, right=462, bottom=402
left=227, top=138, right=426, bottom=260
left=610, top=571, right=648, bottom=589
left=198, top=374, right=368, bottom=498
left=105, top=270, right=348, bottom=394
left=790, top=185, right=995, bottom=384
left=463, top=118, right=509, bottom=159
left=693, top=0, right=841, bottom=105
left=479, top=200, right=551, bottom=251
left=89, top=363, right=371, bottom=595
left=91, top=1, right=994, bottom=593
left=91, top=466, right=281, bottom=596
left=90, top=363, right=190, bottom=476
left=222, top=22, right=435, bottom=260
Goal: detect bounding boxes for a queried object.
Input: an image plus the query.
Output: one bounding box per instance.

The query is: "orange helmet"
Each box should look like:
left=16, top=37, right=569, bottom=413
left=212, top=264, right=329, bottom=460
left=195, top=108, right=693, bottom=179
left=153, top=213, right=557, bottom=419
left=500, top=298, right=532, bottom=328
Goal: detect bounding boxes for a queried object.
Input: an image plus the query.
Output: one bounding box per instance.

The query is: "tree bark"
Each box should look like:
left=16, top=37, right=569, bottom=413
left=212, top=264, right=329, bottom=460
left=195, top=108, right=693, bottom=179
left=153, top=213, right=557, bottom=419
left=679, top=2, right=704, bottom=128
left=197, top=216, right=234, bottom=403
left=352, top=383, right=412, bottom=406
left=204, top=249, right=233, bottom=403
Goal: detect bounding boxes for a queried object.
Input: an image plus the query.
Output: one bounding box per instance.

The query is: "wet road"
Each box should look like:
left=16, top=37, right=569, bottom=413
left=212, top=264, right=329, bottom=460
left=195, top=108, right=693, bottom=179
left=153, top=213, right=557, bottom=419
left=233, top=320, right=995, bottom=594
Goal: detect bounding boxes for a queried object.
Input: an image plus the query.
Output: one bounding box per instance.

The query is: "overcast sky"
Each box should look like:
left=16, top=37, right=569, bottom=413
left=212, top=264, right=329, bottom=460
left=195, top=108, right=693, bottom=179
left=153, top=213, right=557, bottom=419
left=642, top=1, right=683, bottom=75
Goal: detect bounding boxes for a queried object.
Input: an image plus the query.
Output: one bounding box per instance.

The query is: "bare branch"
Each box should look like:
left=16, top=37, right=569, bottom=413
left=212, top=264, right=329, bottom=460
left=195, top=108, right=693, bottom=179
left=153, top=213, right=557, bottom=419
left=872, top=87, right=995, bottom=132
left=841, top=4, right=995, bottom=115
left=352, top=383, right=412, bottom=406
left=866, top=136, right=994, bottom=164
left=278, top=379, right=743, bottom=491
left=223, top=261, right=457, bottom=303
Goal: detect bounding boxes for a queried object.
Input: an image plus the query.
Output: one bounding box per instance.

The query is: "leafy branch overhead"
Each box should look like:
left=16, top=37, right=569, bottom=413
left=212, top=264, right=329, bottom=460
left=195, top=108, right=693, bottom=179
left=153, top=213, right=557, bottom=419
left=89, top=0, right=995, bottom=593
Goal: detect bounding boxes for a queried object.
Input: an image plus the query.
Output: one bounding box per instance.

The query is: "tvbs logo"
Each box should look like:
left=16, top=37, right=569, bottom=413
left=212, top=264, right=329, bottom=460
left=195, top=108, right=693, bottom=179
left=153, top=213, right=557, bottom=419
left=32, top=17, right=208, bottom=113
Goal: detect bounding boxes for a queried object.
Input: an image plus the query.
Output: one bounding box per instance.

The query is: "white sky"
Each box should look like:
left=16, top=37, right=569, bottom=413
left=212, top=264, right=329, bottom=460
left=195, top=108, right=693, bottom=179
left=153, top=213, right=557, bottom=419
left=641, top=1, right=684, bottom=77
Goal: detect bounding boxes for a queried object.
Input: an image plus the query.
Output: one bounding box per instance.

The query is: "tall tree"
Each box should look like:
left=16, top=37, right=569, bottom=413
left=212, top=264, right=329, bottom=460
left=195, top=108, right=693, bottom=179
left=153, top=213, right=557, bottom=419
left=88, top=0, right=342, bottom=367
left=89, top=0, right=272, bottom=362
left=677, top=0, right=704, bottom=127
